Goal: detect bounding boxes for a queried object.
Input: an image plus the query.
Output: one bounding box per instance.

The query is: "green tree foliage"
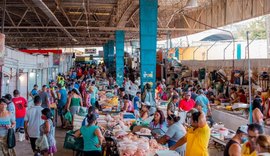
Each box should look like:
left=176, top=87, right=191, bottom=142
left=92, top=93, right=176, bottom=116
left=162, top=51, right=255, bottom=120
left=236, top=17, right=266, bottom=40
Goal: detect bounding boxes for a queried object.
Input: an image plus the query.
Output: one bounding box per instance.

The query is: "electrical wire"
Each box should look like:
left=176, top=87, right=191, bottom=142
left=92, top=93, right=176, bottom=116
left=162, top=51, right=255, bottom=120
left=182, top=13, right=236, bottom=69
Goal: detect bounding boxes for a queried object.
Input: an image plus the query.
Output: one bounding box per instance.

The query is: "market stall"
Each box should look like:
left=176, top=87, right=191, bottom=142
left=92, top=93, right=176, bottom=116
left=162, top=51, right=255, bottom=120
left=212, top=106, right=270, bottom=134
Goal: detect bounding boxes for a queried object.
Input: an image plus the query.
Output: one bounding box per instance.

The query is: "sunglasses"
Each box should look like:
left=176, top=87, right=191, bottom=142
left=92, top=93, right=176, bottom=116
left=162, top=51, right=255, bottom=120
left=248, top=135, right=257, bottom=139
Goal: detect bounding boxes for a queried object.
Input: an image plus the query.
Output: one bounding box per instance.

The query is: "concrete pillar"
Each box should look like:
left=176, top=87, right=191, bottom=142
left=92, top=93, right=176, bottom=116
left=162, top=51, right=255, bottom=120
left=139, top=0, right=158, bottom=94
left=115, top=30, right=125, bottom=86
left=108, top=40, right=115, bottom=73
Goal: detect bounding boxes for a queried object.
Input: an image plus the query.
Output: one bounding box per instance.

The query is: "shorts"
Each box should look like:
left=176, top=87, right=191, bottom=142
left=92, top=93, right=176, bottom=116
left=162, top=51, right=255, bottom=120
left=70, top=106, right=80, bottom=116
left=16, top=118, right=24, bottom=129
left=57, top=105, right=65, bottom=116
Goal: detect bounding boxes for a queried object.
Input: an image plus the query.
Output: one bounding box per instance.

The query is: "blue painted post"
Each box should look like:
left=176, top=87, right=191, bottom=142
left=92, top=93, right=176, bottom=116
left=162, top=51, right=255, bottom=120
left=115, top=31, right=125, bottom=87
left=108, top=40, right=115, bottom=73
left=103, top=43, right=108, bottom=67
left=140, top=0, right=158, bottom=95
left=237, top=44, right=241, bottom=60
left=175, top=48, right=179, bottom=60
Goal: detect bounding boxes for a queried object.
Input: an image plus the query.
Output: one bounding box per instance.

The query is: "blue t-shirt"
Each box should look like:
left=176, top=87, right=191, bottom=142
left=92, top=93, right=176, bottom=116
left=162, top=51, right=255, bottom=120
left=90, top=86, right=98, bottom=100
left=58, top=88, right=67, bottom=107
left=31, top=89, right=38, bottom=97
left=80, top=125, right=101, bottom=151
left=195, top=95, right=209, bottom=114
left=133, top=96, right=140, bottom=110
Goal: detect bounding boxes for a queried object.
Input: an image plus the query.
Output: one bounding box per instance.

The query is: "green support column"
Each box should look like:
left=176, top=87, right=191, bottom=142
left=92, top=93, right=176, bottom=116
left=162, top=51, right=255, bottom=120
left=115, top=30, right=125, bottom=86
left=108, top=40, right=115, bottom=73
left=140, top=0, right=158, bottom=95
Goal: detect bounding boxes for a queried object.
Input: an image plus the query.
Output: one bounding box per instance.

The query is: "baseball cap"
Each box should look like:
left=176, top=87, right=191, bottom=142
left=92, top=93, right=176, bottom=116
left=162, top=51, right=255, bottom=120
left=198, top=89, right=204, bottom=94
left=237, top=125, right=248, bottom=134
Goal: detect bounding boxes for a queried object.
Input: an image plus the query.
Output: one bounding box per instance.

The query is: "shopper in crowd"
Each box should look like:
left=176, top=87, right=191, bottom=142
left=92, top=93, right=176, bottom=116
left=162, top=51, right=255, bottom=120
left=82, top=106, right=99, bottom=126
left=0, top=98, right=16, bottom=156
left=224, top=125, right=248, bottom=156
left=24, top=95, right=44, bottom=156
left=39, top=85, right=50, bottom=108
left=122, top=94, right=134, bottom=113
left=190, top=88, right=198, bottom=101
left=256, top=135, right=270, bottom=156
left=66, top=89, right=83, bottom=116
left=170, top=110, right=210, bottom=156
left=178, top=92, right=195, bottom=124
left=142, top=83, right=156, bottom=115
left=12, top=89, right=27, bottom=131
left=140, top=102, right=151, bottom=120
left=167, top=95, right=179, bottom=116
left=242, top=123, right=264, bottom=156
left=252, top=97, right=264, bottom=127
left=75, top=114, right=104, bottom=156
left=90, top=81, right=98, bottom=106
left=3, top=94, right=15, bottom=119
left=195, top=89, right=211, bottom=116
left=40, top=108, right=57, bottom=156
left=157, top=114, right=186, bottom=155
left=29, top=84, right=39, bottom=99
left=133, top=92, right=141, bottom=118
left=56, top=83, right=68, bottom=127
left=149, top=109, right=167, bottom=137
left=230, top=87, right=239, bottom=104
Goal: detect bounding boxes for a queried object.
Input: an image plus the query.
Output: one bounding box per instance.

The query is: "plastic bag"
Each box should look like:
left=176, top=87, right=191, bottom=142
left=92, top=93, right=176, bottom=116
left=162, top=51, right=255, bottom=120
left=35, top=134, right=49, bottom=151
left=64, top=111, right=72, bottom=123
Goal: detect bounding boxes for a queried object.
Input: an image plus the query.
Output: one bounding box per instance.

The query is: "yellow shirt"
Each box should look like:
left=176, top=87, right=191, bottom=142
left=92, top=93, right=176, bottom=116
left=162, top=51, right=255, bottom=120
left=241, top=142, right=257, bottom=156
left=186, top=124, right=210, bottom=156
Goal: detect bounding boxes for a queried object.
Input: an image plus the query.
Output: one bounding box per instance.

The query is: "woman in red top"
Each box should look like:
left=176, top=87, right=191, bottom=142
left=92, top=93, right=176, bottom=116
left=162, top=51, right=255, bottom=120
left=178, top=92, right=195, bottom=112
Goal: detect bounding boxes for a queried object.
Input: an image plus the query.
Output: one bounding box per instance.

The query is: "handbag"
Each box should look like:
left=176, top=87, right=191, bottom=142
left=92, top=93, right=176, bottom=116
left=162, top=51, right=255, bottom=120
left=35, top=134, right=49, bottom=151
left=7, top=128, right=16, bottom=148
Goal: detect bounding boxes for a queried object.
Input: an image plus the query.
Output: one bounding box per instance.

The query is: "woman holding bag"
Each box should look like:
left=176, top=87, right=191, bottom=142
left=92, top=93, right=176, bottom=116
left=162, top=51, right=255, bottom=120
left=0, top=98, right=16, bottom=156
left=40, top=108, right=57, bottom=156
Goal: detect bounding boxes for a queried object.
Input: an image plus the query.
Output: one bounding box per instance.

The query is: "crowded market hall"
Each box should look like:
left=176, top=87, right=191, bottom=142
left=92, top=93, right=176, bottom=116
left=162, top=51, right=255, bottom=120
left=1, top=0, right=270, bottom=156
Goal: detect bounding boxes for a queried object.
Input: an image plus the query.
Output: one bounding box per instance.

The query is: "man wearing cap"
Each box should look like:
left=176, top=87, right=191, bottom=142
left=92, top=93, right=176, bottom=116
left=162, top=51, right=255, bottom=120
left=224, top=125, right=248, bottom=156
left=178, top=92, right=195, bottom=124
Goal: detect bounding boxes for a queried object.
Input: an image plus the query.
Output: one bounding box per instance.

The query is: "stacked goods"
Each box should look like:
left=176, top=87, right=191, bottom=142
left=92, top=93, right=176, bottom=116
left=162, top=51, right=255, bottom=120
left=118, top=133, right=167, bottom=156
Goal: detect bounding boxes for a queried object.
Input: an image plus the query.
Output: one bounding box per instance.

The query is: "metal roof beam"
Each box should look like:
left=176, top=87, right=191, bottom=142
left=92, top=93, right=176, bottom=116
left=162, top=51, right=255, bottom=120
left=2, top=26, right=205, bottom=31
left=31, top=0, right=77, bottom=42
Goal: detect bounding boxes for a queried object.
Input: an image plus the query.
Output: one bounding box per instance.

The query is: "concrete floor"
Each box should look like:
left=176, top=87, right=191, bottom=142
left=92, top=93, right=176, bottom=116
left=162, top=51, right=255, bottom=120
left=15, top=128, right=223, bottom=156
left=15, top=127, right=72, bottom=156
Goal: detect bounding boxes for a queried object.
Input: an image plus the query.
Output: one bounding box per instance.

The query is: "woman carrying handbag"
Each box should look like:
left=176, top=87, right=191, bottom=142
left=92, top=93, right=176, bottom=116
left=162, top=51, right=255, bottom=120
left=0, top=98, right=16, bottom=156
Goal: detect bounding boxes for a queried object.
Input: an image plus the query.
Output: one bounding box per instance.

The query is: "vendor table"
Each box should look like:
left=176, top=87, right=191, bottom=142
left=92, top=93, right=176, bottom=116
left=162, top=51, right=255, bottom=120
left=212, top=107, right=270, bottom=134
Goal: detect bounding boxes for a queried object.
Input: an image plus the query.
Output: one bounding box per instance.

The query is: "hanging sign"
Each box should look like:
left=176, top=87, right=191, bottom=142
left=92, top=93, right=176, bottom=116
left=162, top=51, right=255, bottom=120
left=85, top=49, right=97, bottom=54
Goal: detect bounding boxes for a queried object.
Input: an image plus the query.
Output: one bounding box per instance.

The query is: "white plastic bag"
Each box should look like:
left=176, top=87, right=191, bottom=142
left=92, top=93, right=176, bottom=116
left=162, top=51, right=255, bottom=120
left=35, top=134, right=49, bottom=151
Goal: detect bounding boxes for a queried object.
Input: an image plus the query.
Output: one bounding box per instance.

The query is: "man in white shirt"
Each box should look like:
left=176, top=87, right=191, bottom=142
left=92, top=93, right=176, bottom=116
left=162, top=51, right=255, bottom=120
left=24, top=95, right=44, bottom=156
